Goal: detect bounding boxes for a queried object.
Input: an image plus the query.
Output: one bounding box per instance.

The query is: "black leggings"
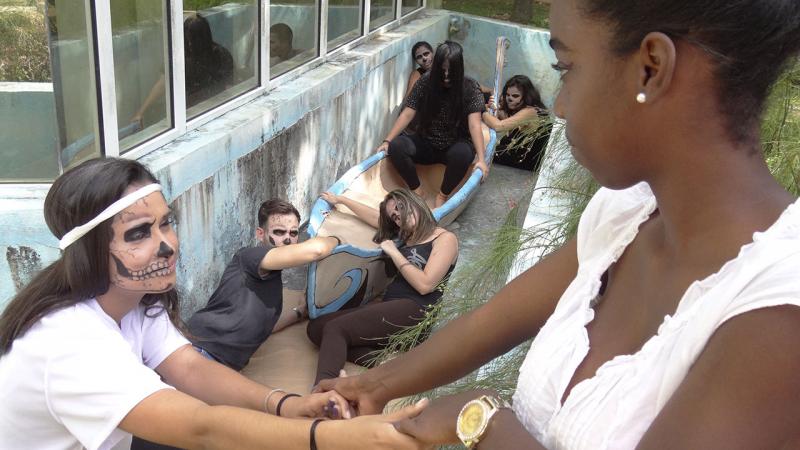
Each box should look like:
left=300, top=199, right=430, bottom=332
left=387, top=133, right=475, bottom=195
left=306, top=298, right=428, bottom=385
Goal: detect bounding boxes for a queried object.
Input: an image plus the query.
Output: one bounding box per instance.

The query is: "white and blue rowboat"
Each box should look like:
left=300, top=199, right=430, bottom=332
left=306, top=36, right=510, bottom=319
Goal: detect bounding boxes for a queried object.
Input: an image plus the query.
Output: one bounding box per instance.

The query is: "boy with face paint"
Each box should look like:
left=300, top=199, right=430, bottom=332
left=187, top=199, right=339, bottom=371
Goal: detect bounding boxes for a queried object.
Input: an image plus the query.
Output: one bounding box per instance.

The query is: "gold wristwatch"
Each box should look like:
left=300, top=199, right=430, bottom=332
left=456, top=395, right=510, bottom=449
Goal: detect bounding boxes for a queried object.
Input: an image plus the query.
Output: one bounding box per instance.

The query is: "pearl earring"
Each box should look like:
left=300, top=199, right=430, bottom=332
left=636, top=92, right=647, bottom=104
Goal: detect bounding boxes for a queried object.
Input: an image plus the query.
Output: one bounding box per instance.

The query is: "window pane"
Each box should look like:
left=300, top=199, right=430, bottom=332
left=369, top=0, right=394, bottom=31
left=401, top=0, right=421, bottom=16
left=110, top=0, right=172, bottom=151
left=0, top=0, right=100, bottom=182
left=327, top=0, right=362, bottom=50
left=184, top=1, right=260, bottom=118
left=270, top=0, right=319, bottom=78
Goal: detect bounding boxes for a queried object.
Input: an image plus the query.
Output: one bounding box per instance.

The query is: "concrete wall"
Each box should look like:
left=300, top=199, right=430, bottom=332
left=0, top=10, right=450, bottom=314
left=0, top=11, right=558, bottom=317
left=0, top=83, right=59, bottom=182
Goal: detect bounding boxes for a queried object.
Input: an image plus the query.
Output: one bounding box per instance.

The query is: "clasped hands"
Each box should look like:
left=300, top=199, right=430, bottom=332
left=312, top=371, right=501, bottom=448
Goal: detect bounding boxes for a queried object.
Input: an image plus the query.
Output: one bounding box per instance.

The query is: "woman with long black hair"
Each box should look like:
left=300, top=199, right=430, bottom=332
left=378, top=41, right=489, bottom=208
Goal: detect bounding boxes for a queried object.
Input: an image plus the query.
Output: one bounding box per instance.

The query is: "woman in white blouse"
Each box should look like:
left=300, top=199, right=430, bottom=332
left=317, top=0, right=800, bottom=448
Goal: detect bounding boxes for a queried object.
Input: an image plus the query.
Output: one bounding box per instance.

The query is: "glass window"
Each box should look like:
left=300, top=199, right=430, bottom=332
left=327, top=0, right=362, bottom=50
left=0, top=0, right=101, bottom=182
left=369, top=0, right=394, bottom=31
left=110, top=0, right=172, bottom=151
left=184, top=1, right=260, bottom=118
left=401, top=0, right=422, bottom=16
left=270, top=0, right=319, bottom=78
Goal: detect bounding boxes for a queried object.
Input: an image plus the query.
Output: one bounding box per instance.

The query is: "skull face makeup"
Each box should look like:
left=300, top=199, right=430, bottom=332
left=258, top=213, right=300, bottom=247
left=108, top=189, right=178, bottom=293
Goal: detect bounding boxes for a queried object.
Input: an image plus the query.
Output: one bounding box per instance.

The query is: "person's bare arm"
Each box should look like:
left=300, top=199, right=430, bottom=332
left=156, top=344, right=351, bottom=418
left=132, top=76, right=166, bottom=126
left=318, top=238, right=578, bottom=413
left=394, top=389, right=546, bottom=449
left=380, top=231, right=457, bottom=295
left=468, top=111, right=489, bottom=181
left=321, top=191, right=380, bottom=229
left=637, top=305, right=800, bottom=449
left=405, top=70, right=422, bottom=98
left=482, top=106, right=539, bottom=132
left=119, top=387, right=431, bottom=450
left=259, top=236, right=338, bottom=272
left=376, top=107, right=417, bottom=153
left=272, top=289, right=306, bottom=333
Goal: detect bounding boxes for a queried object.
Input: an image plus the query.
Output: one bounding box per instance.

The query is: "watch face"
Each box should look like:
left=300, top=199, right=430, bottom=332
left=458, top=401, right=487, bottom=440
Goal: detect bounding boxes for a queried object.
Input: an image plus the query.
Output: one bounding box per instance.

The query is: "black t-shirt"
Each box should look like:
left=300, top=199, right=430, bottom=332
left=383, top=238, right=455, bottom=307
left=187, top=246, right=282, bottom=371
left=404, top=72, right=485, bottom=149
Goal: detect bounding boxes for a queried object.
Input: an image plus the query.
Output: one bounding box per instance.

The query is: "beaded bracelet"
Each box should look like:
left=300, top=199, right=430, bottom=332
left=276, top=393, right=301, bottom=417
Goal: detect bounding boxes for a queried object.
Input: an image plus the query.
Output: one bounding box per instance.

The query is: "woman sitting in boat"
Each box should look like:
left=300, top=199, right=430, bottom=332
left=377, top=40, right=489, bottom=209
left=309, top=189, right=458, bottom=385
left=483, top=74, right=551, bottom=172
left=405, top=41, right=433, bottom=98
left=0, top=157, right=429, bottom=450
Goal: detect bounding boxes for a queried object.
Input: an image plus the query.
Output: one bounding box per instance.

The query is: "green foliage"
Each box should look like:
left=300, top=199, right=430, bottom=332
left=442, top=0, right=550, bottom=29
left=0, top=4, right=51, bottom=82
left=762, top=61, right=800, bottom=195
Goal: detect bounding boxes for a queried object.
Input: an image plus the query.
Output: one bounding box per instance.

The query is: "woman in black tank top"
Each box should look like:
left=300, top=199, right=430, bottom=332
left=308, top=189, right=459, bottom=385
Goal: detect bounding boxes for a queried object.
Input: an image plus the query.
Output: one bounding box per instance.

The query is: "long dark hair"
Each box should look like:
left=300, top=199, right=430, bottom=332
left=373, top=189, right=437, bottom=245
left=0, top=158, right=181, bottom=355
left=579, top=0, right=800, bottom=145
left=417, top=41, right=467, bottom=136
left=500, top=75, right=546, bottom=116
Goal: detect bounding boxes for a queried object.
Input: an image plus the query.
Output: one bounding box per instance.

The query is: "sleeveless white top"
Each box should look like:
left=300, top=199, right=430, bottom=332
left=512, top=183, right=800, bottom=449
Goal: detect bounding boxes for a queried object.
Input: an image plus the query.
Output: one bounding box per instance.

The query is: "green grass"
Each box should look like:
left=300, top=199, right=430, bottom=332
left=0, top=3, right=51, bottom=82
left=442, top=0, right=550, bottom=29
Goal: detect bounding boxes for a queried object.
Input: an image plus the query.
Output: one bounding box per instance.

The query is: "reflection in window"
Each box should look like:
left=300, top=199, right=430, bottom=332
left=0, top=0, right=100, bottom=182
left=111, top=0, right=172, bottom=152
left=369, top=0, right=394, bottom=31
left=401, top=0, right=422, bottom=16
left=270, top=1, right=319, bottom=78
left=184, top=1, right=260, bottom=118
left=327, top=0, right=362, bottom=50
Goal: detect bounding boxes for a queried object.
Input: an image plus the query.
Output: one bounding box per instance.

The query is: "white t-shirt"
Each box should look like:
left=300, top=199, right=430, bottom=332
left=513, top=182, right=800, bottom=449
left=0, top=298, right=189, bottom=450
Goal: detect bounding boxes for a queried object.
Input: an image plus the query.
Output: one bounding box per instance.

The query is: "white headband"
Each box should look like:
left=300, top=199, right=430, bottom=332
left=58, top=183, right=163, bottom=250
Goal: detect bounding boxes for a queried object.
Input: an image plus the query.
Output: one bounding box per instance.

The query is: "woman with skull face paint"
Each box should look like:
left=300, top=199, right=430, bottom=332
left=315, top=0, right=800, bottom=448
left=483, top=75, right=552, bottom=171
left=0, top=158, right=431, bottom=450
left=405, top=41, right=433, bottom=98
left=309, top=189, right=458, bottom=385
left=379, top=41, right=490, bottom=209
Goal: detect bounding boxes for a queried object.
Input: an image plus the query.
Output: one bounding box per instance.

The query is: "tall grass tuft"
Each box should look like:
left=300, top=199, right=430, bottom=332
left=0, top=3, right=51, bottom=82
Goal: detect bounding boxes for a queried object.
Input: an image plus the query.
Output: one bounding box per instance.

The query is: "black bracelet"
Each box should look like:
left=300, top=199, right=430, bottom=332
left=276, top=393, right=301, bottom=417
left=310, top=418, right=323, bottom=450
left=382, top=139, right=391, bottom=144
left=329, top=235, right=341, bottom=246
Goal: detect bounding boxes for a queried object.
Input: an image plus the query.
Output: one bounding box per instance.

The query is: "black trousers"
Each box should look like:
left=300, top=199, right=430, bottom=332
left=387, top=133, right=475, bottom=195
left=307, top=298, right=428, bottom=385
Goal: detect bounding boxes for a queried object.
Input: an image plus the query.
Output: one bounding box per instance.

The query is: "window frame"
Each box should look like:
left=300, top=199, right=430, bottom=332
left=70, top=0, right=427, bottom=167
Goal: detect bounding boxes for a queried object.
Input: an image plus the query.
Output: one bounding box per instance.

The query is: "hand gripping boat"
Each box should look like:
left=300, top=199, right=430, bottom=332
left=306, top=37, right=511, bottom=318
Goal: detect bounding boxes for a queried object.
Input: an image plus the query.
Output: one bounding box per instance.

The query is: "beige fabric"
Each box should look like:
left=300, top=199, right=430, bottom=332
left=240, top=320, right=364, bottom=395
